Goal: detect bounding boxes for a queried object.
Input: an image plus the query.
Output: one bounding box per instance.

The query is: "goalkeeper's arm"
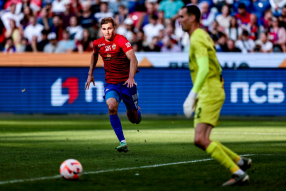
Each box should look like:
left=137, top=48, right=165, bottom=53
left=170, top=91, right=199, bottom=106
left=183, top=57, right=209, bottom=118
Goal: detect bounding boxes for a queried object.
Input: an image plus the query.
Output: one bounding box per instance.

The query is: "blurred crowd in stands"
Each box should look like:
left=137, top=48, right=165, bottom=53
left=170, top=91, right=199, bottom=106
left=0, top=0, right=286, bottom=53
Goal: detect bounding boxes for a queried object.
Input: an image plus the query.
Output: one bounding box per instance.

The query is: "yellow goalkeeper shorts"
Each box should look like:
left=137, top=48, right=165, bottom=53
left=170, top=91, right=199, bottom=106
left=194, top=98, right=225, bottom=127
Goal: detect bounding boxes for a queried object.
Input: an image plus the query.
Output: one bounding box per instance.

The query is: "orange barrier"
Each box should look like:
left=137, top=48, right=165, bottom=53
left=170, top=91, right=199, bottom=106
left=0, top=53, right=153, bottom=67
left=0, top=53, right=103, bottom=67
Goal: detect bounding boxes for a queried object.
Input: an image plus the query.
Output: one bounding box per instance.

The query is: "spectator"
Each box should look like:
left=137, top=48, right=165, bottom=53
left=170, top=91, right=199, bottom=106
left=18, top=37, right=30, bottom=52
left=209, top=20, right=222, bottom=41
left=246, top=14, right=260, bottom=40
left=180, top=32, right=190, bottom=52
left=225, top=17, right=242, bottom=41
left=117, top=18, right=134, bottom=42
left=66, top=16, right=83, bottom=41
left=260, top=9, right=273, bottom=31
left=143, top=36, right=161, bottom=52
left=20, top=6, right=33, bottom=30
left=109, top=0, right=129, bottom=14
left=3, top=37, right=16, bottom=53
left=59, top=0, right=76, bottom=29
left=24, top=16, right=44, bottom=43
left=218, top=32, right=228, bottom=52
left=52, top=0, right=66, bottom=15
left=161, top=36, right=181, bottom=52
left=15, top=0, right=41, bottom=15
left=115, top=5, right=128, bottom=26
left=137, top=0, right=158, bottom=30
left=5, top=19, right=21, bottom=49
left=94, top=2, right=114, bottom=23
left=132, top=42, right=140, bottom=52
left=26, top=36, right=39, bottom=52
left=44, top=1, right=54, bottom=18
left=135, top=29, right=147, bottom=51
left=279, top=5, right=286, bottom=28
left=158, top=0, right=184, bottom=20
left=76, top=28, right=93, bottom=52
left=0, top=20, right=6, bottom=51
left=216, top=5, right=231, bottom=29
left=268, top=16, right=286, bottom=52
left=200, top=1, right=217, bottom=30
left=213, top=34, right=222, bottom=52
left=213, top=0, right=233, bottom=12
left=70, top=0, right=82, bottom=17
left=157, top=29, right=164, bottom=47
left=255, top=32, right=273, bottom=52
left=235, top=30, right=255, bottom=53
left=1, top=3, right=23, bottom=30
left=44, top=32, right=65, bottom=52
left=37, top=29, right=50, bottom=51
left=190, top=0, right=199, bottom=5
left=91, top=0, right=101, bottom=14
left=79, top=1, right=98, bottom=38
left=158, top=10, right=165, bottom=26
left=50, top=15, right=63, bottom=41
left=270, top=0, right=286, bottom=16
left=57, top=29, right=75, bottom=52
left=165, top=25, right=180, bottom=44
left=37, top=7, right=53, bottom=31
left=226, top=39, right=241, bottom=52
left=143, top=14, right=164, bottom=44
left=235, top=3, right=250, bottom=27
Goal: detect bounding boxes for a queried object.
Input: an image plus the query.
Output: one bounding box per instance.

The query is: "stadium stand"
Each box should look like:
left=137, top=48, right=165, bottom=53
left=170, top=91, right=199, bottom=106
left=0, top=0, right=286, bottom=53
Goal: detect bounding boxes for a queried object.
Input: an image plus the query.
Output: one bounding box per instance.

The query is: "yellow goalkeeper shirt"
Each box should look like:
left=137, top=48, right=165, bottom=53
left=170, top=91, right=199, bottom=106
left=189, top=28, right=224, bottom=101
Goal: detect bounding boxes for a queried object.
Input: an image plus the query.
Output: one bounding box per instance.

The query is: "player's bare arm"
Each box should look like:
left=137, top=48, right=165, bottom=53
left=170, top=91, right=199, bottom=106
left=85, top=51, right=98, bottom=90
left=123, top=49, right=138, bottom=88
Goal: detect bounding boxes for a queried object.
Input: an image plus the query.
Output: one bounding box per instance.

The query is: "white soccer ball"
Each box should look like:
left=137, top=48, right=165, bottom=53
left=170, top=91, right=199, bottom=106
left=60, top=159, right=83, bottom=180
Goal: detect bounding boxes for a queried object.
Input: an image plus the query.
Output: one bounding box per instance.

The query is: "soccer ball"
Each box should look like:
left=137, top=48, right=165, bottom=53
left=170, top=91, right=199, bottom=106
left=60, top=159, right=83, bottom=180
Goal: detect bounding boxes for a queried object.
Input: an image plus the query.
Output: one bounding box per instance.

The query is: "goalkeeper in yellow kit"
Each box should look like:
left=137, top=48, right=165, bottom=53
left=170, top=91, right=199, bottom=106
left=179, top=4, right=252, bottom=186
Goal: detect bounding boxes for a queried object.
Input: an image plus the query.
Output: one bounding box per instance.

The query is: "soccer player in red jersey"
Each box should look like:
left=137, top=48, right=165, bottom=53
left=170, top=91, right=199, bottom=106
left=85, top=17, right=141, bottom=153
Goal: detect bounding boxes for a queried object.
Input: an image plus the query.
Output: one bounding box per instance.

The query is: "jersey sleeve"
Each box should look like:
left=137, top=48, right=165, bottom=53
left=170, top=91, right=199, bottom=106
left=117, top=35, right=133, bottom=53
left=192, top=39, right=208, bottom=60
left=92, top=40, right=98, bottom=53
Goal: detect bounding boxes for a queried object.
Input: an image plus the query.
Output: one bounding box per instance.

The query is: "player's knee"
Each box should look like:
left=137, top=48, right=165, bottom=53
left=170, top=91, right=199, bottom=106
left=108, top=104, right=117, bottom=114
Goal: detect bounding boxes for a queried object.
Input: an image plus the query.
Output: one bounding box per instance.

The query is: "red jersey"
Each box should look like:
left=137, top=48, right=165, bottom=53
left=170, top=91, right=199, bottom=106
left=235, top=13, right=250, bottom=26
left=93, top=34, right=132, bottom=84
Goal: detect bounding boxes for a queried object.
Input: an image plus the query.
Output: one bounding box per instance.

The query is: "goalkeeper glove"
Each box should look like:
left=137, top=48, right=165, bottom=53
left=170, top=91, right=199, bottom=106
left=183, top=90, right=198, bottom=118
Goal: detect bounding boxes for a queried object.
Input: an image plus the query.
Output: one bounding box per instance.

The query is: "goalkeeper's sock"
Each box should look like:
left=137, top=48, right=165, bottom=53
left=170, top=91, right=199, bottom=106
left=109, top=114, right=125, bottom=142
left=212, top=140, right=241, bottom=164
left=233, top=169, right=245, bottom=175
left=236, top=158, right=244, bottom=166
left=206, top=141, right=240, bottom=174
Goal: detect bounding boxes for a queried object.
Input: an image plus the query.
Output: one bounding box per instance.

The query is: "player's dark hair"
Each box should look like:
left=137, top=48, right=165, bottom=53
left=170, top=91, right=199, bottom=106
left=101, top=17, right=116, bottom=27
left=182, top=4, right=201, bottom=23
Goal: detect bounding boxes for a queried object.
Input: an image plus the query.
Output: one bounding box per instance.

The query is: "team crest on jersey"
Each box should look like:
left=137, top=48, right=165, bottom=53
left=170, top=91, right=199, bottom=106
left=105, top=45, right=111, bottom=51
left=112, top=44, right=116, bottom=50
left=125, top=42, right=131, bottom=48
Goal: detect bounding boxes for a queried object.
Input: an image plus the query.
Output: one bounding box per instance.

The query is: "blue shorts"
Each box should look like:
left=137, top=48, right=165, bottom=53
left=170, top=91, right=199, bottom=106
left=104, top=83, right=139, bottom=111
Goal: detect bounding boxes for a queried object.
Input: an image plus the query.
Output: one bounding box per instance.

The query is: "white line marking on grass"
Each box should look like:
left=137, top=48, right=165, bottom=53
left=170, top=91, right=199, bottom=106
left=128, top=130, right=286, bottom=136
left=0, top=158, right=213, bottom=185
left=0, top=154, right=255, bottom=186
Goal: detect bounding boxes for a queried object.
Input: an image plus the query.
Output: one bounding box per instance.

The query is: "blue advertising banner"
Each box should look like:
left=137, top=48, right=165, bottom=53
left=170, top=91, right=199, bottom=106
left=0, top=68, right=285, bottom=116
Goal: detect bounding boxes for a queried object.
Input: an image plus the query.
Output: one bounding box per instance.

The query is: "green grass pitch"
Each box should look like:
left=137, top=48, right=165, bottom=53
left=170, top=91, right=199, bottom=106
left=0, top=115, right=286, bottom=191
